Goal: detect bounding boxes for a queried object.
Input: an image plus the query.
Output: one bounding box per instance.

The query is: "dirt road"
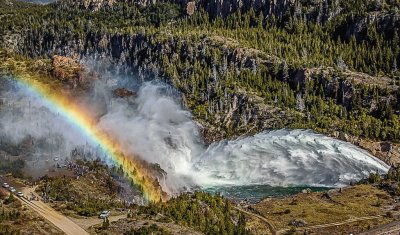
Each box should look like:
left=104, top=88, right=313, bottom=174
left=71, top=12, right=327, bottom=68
left=2, top=177, right=126, bottom=235
left=233, top=201, right=400, bottom=235
left=17, top=195, right=89, bottom=235
left=234, top=206, right=277, bottom=235
left=277, top=213, right=400, bottom=234
left=359, top=220, right=400, bottom=235
left=10, top=184, right=89, bottom=235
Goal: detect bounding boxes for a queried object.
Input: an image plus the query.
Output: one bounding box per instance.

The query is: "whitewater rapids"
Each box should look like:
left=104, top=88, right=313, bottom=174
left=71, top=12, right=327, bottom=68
left=191, top=129, right=389, bottom=188
left=0, top=78, right=390, bottom=195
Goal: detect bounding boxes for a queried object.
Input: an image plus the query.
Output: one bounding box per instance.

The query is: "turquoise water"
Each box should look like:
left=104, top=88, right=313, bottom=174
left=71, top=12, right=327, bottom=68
left=204, top=185, right=330, bottom=203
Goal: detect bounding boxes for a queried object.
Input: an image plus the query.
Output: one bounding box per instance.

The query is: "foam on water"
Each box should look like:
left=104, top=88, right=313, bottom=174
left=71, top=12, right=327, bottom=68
left=0, top=78, right=390, bottom=195
left=191, top=129, right=389, bottom=188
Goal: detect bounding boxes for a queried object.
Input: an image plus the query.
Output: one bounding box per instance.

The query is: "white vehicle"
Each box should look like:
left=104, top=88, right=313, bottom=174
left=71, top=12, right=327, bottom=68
left=16, top=192, right=24, bottom=197
left=99, top=210, right=110, bottom=219
left=2, top=183, right=9, bottom=188
left=9, top=187, right=16, bottom=193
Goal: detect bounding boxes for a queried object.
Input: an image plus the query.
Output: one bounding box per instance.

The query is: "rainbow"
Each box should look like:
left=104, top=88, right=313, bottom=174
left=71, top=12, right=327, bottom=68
left=11, top=75, right=165, bottom=202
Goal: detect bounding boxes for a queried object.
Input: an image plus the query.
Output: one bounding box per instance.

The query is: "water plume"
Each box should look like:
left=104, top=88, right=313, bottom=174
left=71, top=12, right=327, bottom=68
left=0, top=76, right=165, bottom=202
left=192, top=129, right=389, bottom=187
left=0, top=66, right=390, bottom=199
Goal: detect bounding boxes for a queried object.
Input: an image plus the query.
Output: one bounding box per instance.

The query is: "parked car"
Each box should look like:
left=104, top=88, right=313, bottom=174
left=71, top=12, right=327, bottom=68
left=9, top=187, right=16, bottom=193
left=99, top=210, right=110, bottom=219
left=16, top=192, right=24, bottom=197
left=2, top=183, right=9, bottom=188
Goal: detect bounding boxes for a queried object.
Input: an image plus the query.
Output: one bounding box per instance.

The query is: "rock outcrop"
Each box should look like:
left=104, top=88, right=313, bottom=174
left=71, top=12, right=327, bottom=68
left=195, top=0, right=292, bottom=18
left=113, top=88, right=136, bottom=98
left=59, top=0, right=115, bottom=11
left=51, top=55, right=95, bottom=88
left=8, top=28, right=398, bottom=146
left=186, top=1, right=196, bottom=16
left=2, top=0, right=400, bottom=165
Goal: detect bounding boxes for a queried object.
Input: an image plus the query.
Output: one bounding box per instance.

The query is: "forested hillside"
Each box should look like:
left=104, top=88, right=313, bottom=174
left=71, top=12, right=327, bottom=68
left=1, top=0, right=399, bottom=158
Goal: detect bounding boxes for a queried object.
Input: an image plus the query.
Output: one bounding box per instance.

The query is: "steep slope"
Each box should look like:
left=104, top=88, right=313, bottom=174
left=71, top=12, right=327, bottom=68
left=1, top=0, right=399, bottom=163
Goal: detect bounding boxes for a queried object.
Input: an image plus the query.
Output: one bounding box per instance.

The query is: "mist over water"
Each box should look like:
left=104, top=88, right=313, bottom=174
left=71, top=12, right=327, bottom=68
left=193, top=129, right=389, bottom=187
left=0, top=68, right=390, bottom=197
left=0, top=79, right=91, bottom=175
left=96, top=81, right=205, bottom=193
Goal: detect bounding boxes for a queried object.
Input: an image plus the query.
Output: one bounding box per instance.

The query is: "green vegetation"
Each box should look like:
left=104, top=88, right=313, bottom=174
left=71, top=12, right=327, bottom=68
left=137, top=191, right=248, bottom=234
left=0, top=190, right=22, bottom=235
left=0, top=208, right=21, bottom=222
left=364, top=166, right=400, bottom=196
left=125, top=224, right=172, bottom=235
left=2, top=194, right=17, bottom=206
left=0, top=0, right=399, bottom=144
left=37, top=165, right=124, bottom=216
left=38, top=176, right=113, bottom=216
left=0, top=224, right=18, bottom=234
left=0, top=158, right=25, bottom=179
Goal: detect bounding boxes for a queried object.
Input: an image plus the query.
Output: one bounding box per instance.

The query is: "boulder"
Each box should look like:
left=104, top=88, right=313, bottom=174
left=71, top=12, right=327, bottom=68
left=67, top=0, right=115, bottom=11
left=113, top=88, right=136, bottom=98
left=289, top=219, right=307, bottom=227
left=186, top=1, right=196, bottom=16
left=52, top=55, right=83, bottom=83
left=380, top=142, right=392, bottom=153
left=301, top=188, right=311, bottom=194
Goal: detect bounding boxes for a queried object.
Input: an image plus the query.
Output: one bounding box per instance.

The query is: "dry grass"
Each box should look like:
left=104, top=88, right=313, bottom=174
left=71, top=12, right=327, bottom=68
left=254, top=184, right=394, bottom=231
left=298, top=217, right=392, bottom=235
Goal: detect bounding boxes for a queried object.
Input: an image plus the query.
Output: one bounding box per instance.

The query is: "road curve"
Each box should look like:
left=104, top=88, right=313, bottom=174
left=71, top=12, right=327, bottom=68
left=278, top=213, right=400, bottom=234
left=359, top=219, right=400, bottom=235
left=234, top=206, right=277, bottom=235
left=17, top=196, right=89, bottom=235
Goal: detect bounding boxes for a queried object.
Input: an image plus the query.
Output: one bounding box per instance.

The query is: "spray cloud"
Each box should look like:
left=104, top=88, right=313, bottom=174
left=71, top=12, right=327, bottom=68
left=0, top=63, right=390, bottom=196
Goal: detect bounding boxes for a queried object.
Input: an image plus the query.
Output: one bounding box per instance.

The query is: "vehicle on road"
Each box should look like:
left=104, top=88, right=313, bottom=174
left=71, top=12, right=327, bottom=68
left=99, top=210, right=110, bottom=219
left=17, top=192, right=24, bottom=197
left=2, top=183, right=9, bottom=188
left=9, top=187, right=16, bottom=193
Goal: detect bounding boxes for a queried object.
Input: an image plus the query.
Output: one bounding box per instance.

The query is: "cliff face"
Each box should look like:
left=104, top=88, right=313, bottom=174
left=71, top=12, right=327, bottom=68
left=58, top=0, right=116, bottom=11
left=7, top=28, right=396, bottom=141
left=331, top=12, right=400, bottom=42
left=51, top=55, right=98, bottom=88
left=5, top=31, right=400, bottom=163
left=54, top=0, right=400, bottom=30
left=2, top=30, right=284, bottom=141
left=53, top=0, right=335, bottom=20
left=1, top=0, right=400, bottom=163
left=195, top=0, right=296, bottom=18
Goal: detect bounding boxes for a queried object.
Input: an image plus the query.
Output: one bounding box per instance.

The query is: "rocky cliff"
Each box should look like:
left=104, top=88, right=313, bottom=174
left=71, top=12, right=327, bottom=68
left=56, top=0, right=337, bottom=19
left=6, top=28, right=398, bottom=141
left=1, top=0, right=400, bottom=163
left=58, top=0, right=116, bottom=11
left=196, top=0, right=300, bottom=18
